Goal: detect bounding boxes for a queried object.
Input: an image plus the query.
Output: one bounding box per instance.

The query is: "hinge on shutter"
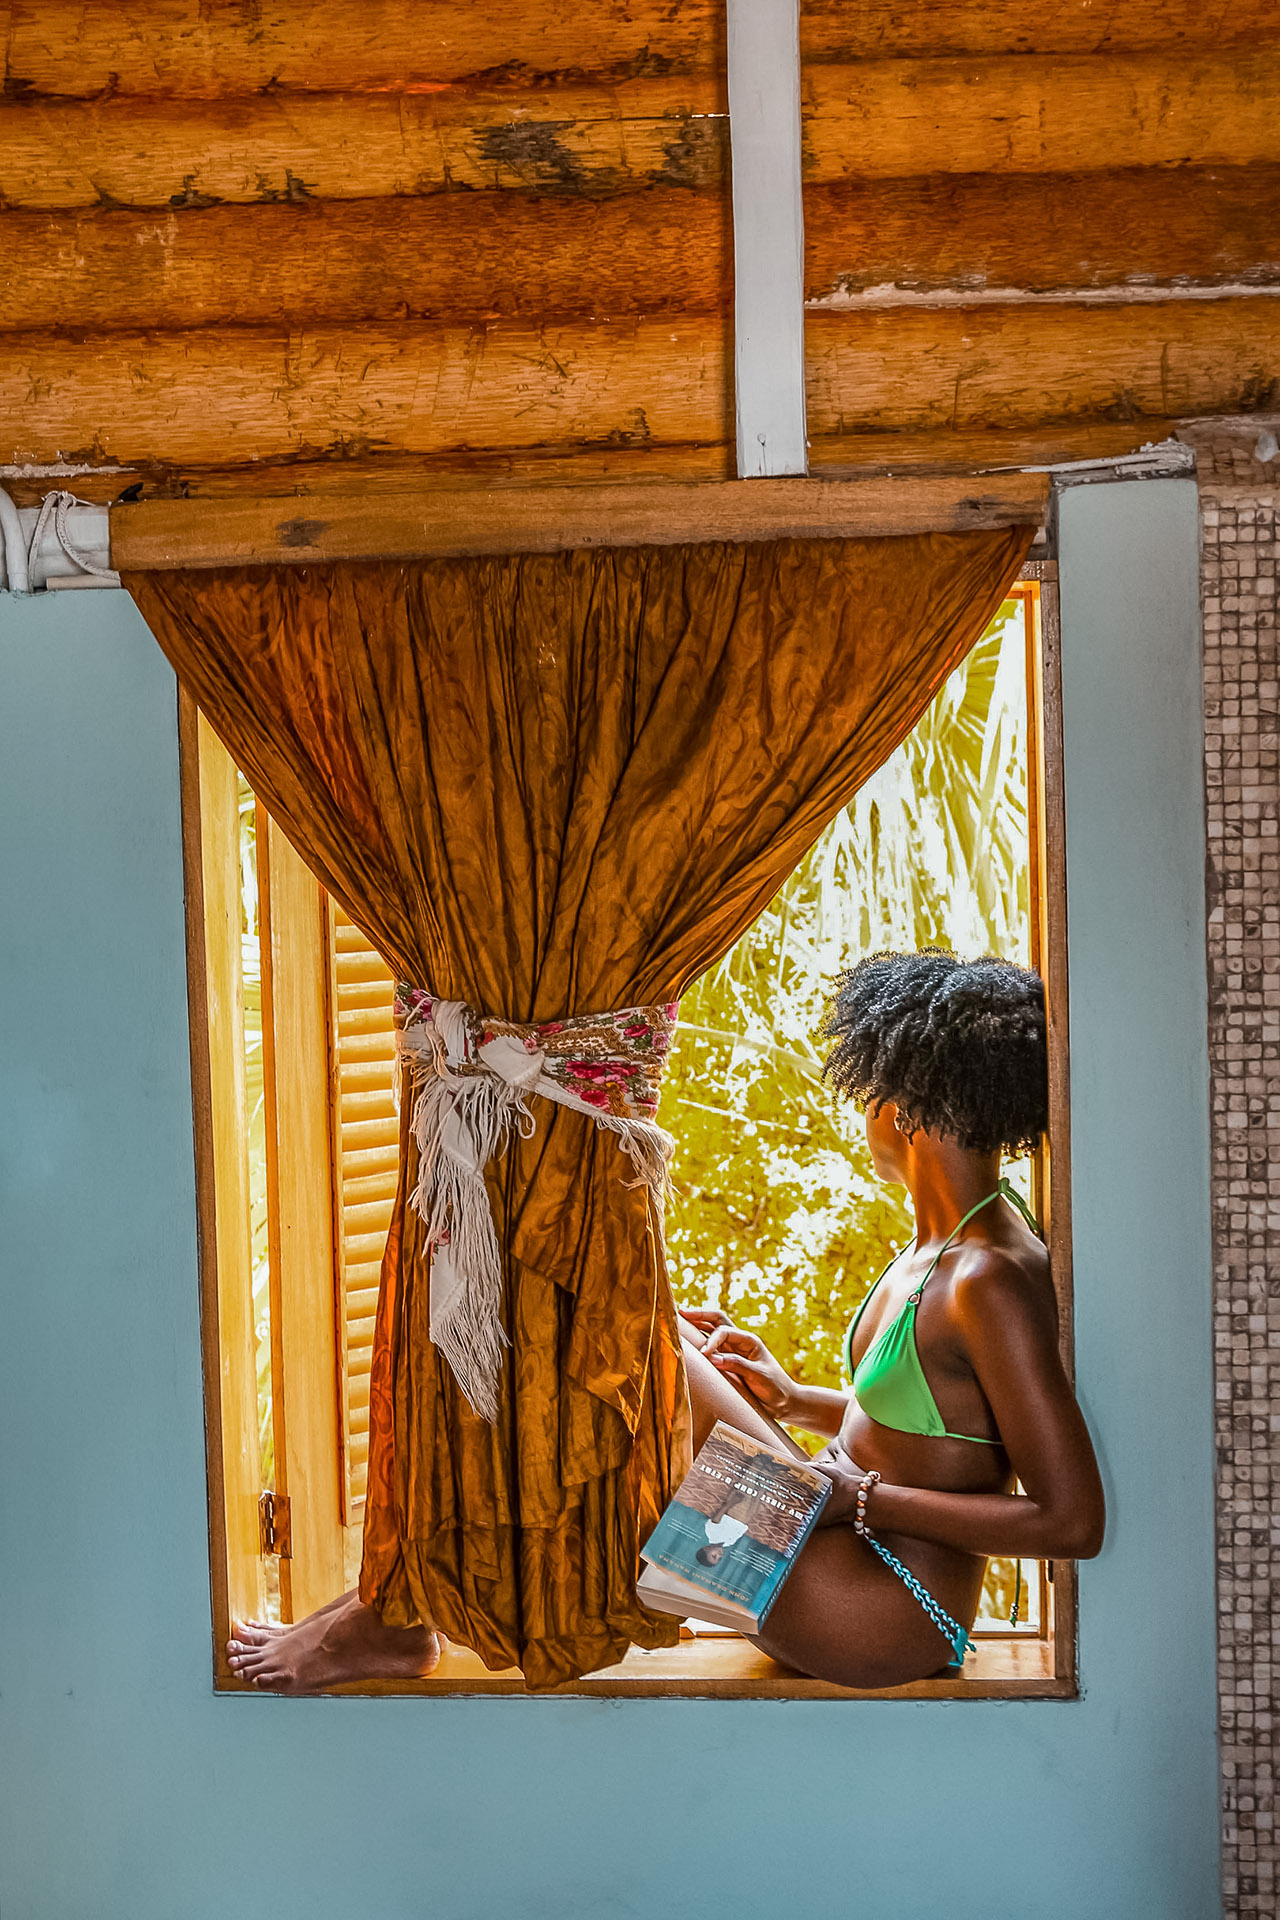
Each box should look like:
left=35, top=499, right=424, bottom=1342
left=259, top=1490, right=292, bottom=1559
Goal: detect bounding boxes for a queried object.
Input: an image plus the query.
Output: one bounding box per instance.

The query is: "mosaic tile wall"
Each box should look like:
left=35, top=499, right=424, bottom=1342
left=1192, top=423, right=1280, bottom=1917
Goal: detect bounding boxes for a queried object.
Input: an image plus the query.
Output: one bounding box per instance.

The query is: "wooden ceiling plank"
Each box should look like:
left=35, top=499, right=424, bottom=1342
left=0, top=317, right=732, bottom=467
left=6, top=0, right=1273, bottom=96
left=0, top=191, right=731, bottom=333
left=5, top=50, right=1278, bottom=211
left=0, top=0, right=725, bottom=96
left=7, top=424, right=1187, bottom=514
left=803, top=53, right=1280, bottom=180
left=806, top=423, right=1190, bottom=477
left=0, top=445, right=737, bottom=509
left=109, top=474, right=1051, bottom=570
left=3, top=163, right=1269, bottom=336
left=800, top=0, right=1280, bottom=60
left=5, top=299, right=1276, bottom=474
left=804, top=169, right=1280, bottom=302
left=0, top=84, right=726, bottom=212
left=4, top=299, right=1275, bottom=471
left=805, top=300, right=1280, bottom=434
left=0, top=425, right=1189, bottom=508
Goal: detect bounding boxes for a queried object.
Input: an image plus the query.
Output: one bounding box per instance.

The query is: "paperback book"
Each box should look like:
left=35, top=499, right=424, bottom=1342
left=638, top=1420, right=832, bottom=1632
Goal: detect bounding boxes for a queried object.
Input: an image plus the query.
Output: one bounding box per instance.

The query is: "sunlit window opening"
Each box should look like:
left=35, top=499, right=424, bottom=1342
left=200, top=578, right=1056, bottom=1675
left=666, top=585, right=1044, bottom=1637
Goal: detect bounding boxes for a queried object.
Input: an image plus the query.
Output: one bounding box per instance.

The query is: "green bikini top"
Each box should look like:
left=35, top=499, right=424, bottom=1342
left=844, top=1179, right=1040, bottom=1446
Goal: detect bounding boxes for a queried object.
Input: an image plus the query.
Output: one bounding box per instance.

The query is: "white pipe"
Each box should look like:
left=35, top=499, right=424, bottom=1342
left=0, top=484, right=30, bottom=593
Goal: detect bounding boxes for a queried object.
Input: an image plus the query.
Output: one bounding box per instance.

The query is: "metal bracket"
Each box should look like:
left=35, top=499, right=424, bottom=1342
left=258, top=1490, right=293, bottom=1559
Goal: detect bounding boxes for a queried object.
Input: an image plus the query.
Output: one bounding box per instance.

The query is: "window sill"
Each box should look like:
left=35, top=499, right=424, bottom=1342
left=217, top=1632, right=1070, bottom=1700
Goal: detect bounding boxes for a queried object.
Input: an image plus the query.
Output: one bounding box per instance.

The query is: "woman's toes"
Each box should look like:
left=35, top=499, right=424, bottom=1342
left=251, top=1661, right=292, bottom=1692
left=229, top=1647, right=273, bottom=1678
left=231, top=1619, right=279, bottom=1647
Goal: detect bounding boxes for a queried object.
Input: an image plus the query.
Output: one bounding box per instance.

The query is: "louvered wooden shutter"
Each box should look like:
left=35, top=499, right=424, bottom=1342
left=328, top=906, right=398, bottom=1519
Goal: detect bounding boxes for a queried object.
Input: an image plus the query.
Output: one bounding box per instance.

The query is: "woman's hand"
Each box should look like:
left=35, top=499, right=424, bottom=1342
left=681, top=1309, right=853, bottom=1439
left=678, top=1305, right=733, bottom=1352
left=807, top=1449, right=872, bottom=1529
left=699, top=1323, right=800, bottom=1422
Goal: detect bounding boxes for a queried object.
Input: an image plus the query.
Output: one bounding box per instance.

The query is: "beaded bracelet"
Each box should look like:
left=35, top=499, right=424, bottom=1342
left=853, top=1468, right=881, bottom=1535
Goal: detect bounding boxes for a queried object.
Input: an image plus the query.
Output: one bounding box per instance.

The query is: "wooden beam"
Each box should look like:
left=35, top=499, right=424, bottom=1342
left=0, top=0, right=725, bottom=96
left=0, top=82, right=725, bottom=211
left=0, top=443, right=736, bottom=509
left=110, top=474, right=1050, bottom=570
left=805, top=298, right=1280, bottom=434
left=804, top=169, right=1280, bottom=302
left=800, top=0, right=1280, bottom=60
left=806, top=422, right=1182, bottom=478
left=7, top=51, right=1275, bottom=211
left=3, top=161, right=1272, bottom=337
left=0, top=422, right=1192, bottom=507
left=727, top=0, right=807, bottom=476
left=0, top=191, right=730, bottom=334
left=5, top=0, right=1272, bottom=97
left=7, top=297, right=1277, bottom=473
left=0, top=318, right=731, bottom=467
left=2, top=163, right=1269, bottom=339
left=803, top=52, right=1280, bottom=180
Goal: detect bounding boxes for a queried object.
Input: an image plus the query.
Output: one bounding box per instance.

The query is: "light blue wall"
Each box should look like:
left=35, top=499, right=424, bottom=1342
left=0, top=480, right=1219, bottom=1920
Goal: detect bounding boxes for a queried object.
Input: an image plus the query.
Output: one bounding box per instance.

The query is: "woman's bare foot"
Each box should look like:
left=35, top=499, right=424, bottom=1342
left=227, top=1591, right=441, bottom=1694
left=231, top=1585, right=351, bottom=1652
left=231, top=1617, right=294, bottom=1645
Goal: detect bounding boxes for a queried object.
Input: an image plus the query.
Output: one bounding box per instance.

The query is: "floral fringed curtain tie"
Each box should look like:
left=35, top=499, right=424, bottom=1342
left=394, top=986, right=679, bottom=1421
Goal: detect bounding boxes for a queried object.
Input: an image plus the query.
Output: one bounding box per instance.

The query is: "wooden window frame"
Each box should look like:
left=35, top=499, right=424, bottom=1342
left=182, top=564, right=1075, bottom=1701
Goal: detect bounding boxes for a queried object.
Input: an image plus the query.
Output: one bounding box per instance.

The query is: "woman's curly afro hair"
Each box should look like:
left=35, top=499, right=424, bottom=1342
left=821, top=949, right=1048, bottom=1158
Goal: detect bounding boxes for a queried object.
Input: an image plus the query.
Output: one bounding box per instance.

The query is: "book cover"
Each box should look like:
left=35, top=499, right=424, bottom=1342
left=638, top=1421, right=832, bottom=1630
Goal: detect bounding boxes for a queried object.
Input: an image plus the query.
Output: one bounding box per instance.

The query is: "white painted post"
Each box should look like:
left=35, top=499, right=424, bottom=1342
left=726, top=0, right=808, bottom=478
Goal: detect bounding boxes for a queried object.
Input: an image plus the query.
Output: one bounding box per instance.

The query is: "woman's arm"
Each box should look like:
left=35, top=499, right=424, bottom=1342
left=816, top=1255, right=1105, bottom=1559
left=769, top=1377, right=850, bottom=1441
left=682, top=1315, right=851, bottom=1439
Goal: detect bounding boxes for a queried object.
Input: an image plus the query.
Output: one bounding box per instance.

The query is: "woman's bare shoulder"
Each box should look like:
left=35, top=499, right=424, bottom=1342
left=946, top=1229, right=1057, bottom=1338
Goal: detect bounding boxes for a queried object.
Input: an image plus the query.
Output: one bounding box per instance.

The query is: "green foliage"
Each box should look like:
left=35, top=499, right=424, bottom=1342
left=662, top=600, right=1036, bottom=1624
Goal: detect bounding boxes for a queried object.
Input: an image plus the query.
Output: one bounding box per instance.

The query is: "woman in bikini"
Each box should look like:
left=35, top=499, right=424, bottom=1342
left=679, top=948, right=1105, bottom=1689
left=229, top=947, right=1102, bottom=1693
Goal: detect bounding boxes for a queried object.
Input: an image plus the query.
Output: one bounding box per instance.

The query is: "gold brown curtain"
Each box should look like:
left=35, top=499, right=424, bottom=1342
left=130, top=529, right=1031, bottom=1688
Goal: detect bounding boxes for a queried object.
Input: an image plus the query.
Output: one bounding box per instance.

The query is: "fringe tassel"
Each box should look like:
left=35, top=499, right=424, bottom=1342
left=398, top=1013, right=675, bottom=1423
left=405, top=1070, right=524, bottom=1423
left=590, top=1109, right=674, bottom=1263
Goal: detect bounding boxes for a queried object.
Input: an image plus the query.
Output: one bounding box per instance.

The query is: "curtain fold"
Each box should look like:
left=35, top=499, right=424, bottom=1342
left=130, top=528, right=1032, bottom=1687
